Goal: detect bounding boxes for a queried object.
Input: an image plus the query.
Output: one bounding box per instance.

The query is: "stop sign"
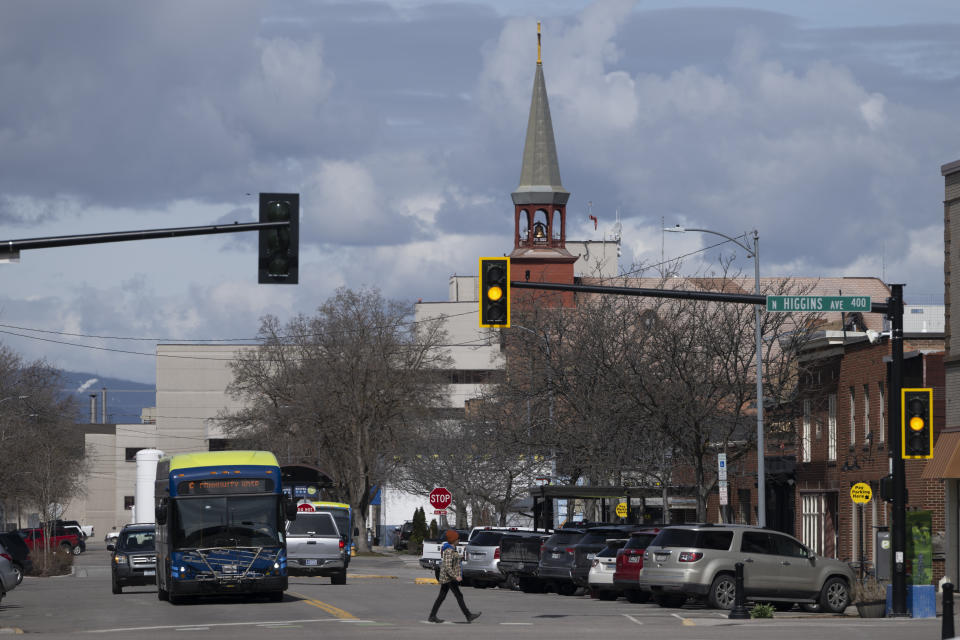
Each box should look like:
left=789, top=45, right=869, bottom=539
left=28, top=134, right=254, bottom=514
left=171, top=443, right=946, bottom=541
left=429, top=487, right=452, bottom=509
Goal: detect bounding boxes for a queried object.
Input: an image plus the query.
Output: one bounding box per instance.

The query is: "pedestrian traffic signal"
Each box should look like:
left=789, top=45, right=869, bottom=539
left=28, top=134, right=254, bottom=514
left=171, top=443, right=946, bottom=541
left=258, top=193, right=299, bottom=284
left=902, top=388, right=933, bottom=459
left=479, top=257, right=510, bottom=327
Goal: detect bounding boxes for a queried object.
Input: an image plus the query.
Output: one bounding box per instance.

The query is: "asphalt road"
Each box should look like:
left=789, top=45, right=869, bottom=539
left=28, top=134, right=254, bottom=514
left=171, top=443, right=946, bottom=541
left=0, top=541, right=948, bottom=639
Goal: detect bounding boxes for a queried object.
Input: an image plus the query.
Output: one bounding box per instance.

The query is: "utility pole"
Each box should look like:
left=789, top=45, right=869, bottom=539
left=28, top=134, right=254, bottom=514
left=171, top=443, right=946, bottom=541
left=889, top=284, right=907, bottom=616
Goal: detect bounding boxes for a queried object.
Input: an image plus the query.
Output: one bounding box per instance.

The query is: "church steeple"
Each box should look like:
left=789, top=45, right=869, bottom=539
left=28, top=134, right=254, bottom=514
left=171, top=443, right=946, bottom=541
left=508, top=23, right=576, bottom=306
left=511, top=22, right=569, bottom=209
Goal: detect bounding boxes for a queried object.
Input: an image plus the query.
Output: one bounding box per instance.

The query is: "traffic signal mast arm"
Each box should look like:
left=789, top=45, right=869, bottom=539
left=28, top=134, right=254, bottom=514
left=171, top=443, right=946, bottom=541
left=0, top=221, right=288, bottom=256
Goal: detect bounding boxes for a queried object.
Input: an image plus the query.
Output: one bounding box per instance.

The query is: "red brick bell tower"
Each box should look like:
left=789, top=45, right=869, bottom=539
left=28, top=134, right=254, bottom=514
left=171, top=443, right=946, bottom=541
left=509, top=25, right=576, bottom=310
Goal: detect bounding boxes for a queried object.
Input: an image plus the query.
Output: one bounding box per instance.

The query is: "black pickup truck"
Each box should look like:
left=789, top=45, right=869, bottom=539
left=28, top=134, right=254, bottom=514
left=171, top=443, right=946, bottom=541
left=497, top=532, right=550, bottom=592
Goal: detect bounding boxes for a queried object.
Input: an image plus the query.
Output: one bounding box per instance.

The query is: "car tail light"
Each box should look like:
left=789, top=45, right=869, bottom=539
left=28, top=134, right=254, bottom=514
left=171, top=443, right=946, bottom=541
left=678, top=552, right=703, bottom=562
left=339, top=540, right=345, bottom=550
left=0, top=552, right=10, bottom=562
left=591, top=558, right=599, bottom=568
left=565, top=547, right=575, bottom=554
left=494, top=548, right=500, bottom=560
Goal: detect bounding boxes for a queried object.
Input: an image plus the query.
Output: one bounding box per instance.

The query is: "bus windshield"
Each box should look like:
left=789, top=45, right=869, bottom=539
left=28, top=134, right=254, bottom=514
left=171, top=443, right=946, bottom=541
left=173, top=495, right=280, bottom=549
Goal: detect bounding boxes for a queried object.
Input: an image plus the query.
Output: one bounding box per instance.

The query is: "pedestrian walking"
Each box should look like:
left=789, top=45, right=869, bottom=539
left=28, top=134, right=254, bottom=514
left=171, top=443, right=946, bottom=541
left=428, top=529, right=481, bottom=623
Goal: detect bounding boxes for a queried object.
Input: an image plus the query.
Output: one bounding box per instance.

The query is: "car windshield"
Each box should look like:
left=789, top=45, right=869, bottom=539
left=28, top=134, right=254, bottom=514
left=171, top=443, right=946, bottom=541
left=173, top=495, right=280, bottom=549
left=650, top=528, right=733, bottom=550
left=545, top=532, right=584, bottom=546
left=313, top=508, right=350, bottom=542
left=624, top=533, right=657, bottom=549
left=287, top=513, right=338, bottom=537
left=120, top=530, right=155, bottom=551
left=579, top=531, right=621, bottom=546
left=597, top=539, right=627, bottom=557
left=469, top=532, right=506, bottom=546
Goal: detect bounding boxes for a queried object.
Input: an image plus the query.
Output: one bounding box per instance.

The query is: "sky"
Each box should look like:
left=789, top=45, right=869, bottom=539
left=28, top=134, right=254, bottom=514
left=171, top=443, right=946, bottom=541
left=1, top=0, right=959, bottom=385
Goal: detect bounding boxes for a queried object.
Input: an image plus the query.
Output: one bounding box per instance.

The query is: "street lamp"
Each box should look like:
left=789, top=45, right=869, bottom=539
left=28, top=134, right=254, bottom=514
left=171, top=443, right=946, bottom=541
left=664, top=226, right=766, bottom=528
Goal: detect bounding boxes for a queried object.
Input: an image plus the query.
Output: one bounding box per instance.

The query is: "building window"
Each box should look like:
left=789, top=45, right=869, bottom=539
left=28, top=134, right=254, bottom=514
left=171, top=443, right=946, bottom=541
left=802, top=493, right=824, bottom=556
left=863, top=384, right=870, bottom=442
left=849, top=387, right=856, bottom=447
left=125, top=447, right=145, bottom=462
left=802, top=400, right=812, bottom=463
left=828, top=394, right=837, bottom=461
left=124, top=496, right=135, bottom=510
left=878, top=382, right=885, bottom=443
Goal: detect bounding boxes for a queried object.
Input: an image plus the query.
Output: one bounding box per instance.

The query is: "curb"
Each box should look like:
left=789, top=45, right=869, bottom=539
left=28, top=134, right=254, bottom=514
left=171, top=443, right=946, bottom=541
left=415, top=577, right=439, bottom=585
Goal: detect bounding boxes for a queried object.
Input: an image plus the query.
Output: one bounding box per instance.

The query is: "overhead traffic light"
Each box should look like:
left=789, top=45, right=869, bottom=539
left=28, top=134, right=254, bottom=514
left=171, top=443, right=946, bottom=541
left=479, top=257, right=510, bottom=328
left=902, top=388, right=933, bottom=459
left=258, top=193, right=299, bottom=284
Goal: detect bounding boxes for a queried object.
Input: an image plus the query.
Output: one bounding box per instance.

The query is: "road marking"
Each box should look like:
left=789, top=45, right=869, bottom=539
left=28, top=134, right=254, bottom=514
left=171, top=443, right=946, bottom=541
left=501, top=622, right=533, bottom=625
left=670, top=613, right=696, bottom=626
left=84, top=619, right=340, bottom=633
left=288, top=590, right=357, bottom=619
left=622, top=613, right=643, bottom=625
left=175, top=627, right=210, bottom=632
left=415, top=577, right=439, bottom=584
left=347, top=574, right=398, bottom=579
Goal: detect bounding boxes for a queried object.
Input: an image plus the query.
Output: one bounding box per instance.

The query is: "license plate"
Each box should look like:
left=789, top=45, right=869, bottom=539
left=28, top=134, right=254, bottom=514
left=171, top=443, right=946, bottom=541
left=552, top=553, right=560, bottom=559
left=222, top=565, right=237, bottom=574
left=305, top=559, right=317, bottom=566
left=144, top=570, right=156, bottom=576
left=587, top=553, right=595, bottom=560
left=629, top=556, right=640, bottom=563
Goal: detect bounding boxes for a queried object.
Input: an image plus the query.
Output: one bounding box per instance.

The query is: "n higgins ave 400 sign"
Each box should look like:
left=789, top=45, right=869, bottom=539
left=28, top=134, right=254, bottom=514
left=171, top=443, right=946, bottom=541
left=430, top=487, right=452, bottom=514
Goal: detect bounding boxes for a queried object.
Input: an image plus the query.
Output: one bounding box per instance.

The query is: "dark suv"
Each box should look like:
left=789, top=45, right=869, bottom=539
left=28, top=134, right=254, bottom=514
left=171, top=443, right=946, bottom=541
left=537, top=528, right=589, bottom=595
left=108, top=523, right=157, bottom=594
left=0, top=532, right=32, bottom=585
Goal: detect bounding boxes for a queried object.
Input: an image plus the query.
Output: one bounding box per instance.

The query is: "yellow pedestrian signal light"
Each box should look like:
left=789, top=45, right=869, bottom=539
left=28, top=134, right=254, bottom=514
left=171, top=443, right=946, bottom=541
left=902, top=388, right=933, bottom=459
left=479, top=257, right=510, bottom=327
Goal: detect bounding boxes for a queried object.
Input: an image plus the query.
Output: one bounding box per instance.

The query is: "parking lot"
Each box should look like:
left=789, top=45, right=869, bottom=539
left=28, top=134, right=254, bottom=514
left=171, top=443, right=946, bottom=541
left=0, top=541, right=947, bottom=640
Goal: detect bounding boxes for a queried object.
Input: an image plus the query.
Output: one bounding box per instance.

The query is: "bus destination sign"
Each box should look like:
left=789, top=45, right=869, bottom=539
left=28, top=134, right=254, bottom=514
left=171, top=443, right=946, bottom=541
left=178, top=478, right=272, bottom=495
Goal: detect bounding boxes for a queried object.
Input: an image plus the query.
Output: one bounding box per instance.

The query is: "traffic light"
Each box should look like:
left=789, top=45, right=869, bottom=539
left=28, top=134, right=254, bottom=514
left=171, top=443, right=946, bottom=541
left=902, top=388, right=933, bottom=459
left=479, top=257, right=510, bottom=327
left=258, top=193, right=299, bottom=284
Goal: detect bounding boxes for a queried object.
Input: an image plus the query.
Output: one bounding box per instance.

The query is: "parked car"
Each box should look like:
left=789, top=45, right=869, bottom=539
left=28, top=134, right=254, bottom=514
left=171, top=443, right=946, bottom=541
left=45, top=520, right=92, bottom=539
left=0, top=541, right=19, bottom=605
left=498, top=532, right=551, bottom=593
left=0, top=532, right=33, bottom=585
left=18, top=527, right=82, bottom=556
left=613, top=527, right=660, bottom=603
left=570, top=525, right=640, bottom=588
left=393, top=521, right=414, bottom=551
left=587, top=538, right=628, bottom=600
left=104, top=530, right=120, bottom=545
left=537, top=528, right=589, bottom=595
left=286, top=511, right=348, bottom=584
left=461, top=530, right=513, bottom=588
left=108, top=523, right=156, bottom=594
left=639, top=524, right=855, bottom=612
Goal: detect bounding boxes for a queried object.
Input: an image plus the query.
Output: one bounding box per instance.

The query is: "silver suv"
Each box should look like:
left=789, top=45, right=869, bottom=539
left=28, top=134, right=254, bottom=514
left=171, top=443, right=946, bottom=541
left=639, top=524, right=854, bottom=612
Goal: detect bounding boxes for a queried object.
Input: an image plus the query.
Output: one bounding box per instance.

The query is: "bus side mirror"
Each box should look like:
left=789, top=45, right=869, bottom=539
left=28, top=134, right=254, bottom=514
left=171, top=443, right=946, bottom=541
left=284, top=497, right=298, bottom=521
left=155, top=499, right=168, bottom=526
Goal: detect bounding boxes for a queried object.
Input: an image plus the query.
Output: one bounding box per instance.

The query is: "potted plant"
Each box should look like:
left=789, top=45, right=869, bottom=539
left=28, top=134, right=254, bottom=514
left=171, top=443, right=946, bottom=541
left=853, top=575, right=888, bottom=618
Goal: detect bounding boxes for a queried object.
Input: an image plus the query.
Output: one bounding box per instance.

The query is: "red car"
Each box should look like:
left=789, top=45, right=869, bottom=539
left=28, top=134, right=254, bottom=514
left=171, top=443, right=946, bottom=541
left=18, top=528, right=82, bottom=556
left=613, top=528, right=659, bottom=603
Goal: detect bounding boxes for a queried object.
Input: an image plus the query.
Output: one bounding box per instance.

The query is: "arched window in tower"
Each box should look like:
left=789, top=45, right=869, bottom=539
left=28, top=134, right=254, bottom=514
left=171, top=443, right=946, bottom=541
left=520, top=209, right=531, bottom=243
left=533, top=210, right=549, bottom=245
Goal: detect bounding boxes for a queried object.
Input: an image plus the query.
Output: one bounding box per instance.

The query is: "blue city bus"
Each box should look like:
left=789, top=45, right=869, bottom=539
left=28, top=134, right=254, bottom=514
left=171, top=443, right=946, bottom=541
left=154, top=451, right=297, bottom=603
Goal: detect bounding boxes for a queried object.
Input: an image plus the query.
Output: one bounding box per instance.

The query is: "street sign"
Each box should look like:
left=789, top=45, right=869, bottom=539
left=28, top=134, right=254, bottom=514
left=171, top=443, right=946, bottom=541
left=766, top=295, right=871, bottom=313
left=296, top=502, right=315, bottom=512
left=433, top=510, right=447, bottom=516
left=615, top=502, right=628, bottom=518
left=719, top=484, right=729, bottom=506
left=851, top=482, right=873, bottom=504
left=429, top=487, right=452, bottom=510
left=718, top=453, right=727, bottom=481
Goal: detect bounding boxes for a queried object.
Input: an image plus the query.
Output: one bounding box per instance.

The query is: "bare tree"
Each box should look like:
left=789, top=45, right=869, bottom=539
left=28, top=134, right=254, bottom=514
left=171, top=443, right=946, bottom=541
left=218, top=287, right=451, bottom=552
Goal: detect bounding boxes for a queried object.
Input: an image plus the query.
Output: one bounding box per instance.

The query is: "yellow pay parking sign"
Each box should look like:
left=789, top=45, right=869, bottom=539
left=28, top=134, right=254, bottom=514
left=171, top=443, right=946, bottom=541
left=850, top=482, right=872, bottom=504
left=616, top=502, right=628, bottom=518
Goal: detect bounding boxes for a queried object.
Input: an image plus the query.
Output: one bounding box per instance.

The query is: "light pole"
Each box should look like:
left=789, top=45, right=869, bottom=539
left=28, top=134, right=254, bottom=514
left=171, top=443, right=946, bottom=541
left=664, top=226, right=766, bottom=528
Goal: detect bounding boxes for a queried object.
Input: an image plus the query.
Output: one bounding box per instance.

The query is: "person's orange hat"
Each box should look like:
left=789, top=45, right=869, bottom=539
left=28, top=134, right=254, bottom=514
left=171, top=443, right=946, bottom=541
left=445, top=529, right=459, bottom=543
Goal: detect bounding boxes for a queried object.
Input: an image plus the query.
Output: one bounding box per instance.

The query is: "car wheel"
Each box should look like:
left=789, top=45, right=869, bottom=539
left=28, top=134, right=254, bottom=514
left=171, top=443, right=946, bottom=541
left=598, top=590, right=618, bottom=601
left=708, top=573, right=737, bottom=610
left=819, top=577, right=850, bottom=614
left=60, top=543, right=72, bottom=554
left=112, top=576, right=122, bottom=595
left=72, top=544, right=82, bottom=556
left=625, top=589, right=651, bottom=604
left=12, top=563, right=23, bottom=585
left=558, top=582, right=578, bottom=596
left=331, top=571, right=347, bottom=585
left=504, top=573, right=520, bottom=591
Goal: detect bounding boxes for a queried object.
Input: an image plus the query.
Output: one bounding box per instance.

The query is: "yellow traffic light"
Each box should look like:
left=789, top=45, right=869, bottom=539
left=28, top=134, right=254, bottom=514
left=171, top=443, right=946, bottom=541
left=902, top=388, right=933, bottom=459
left=479, top=257, right=510, bottom=327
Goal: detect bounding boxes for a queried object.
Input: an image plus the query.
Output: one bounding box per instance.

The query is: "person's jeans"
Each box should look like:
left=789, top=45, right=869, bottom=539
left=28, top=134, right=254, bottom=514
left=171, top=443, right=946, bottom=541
left=429, top=581, right=470, bottom=618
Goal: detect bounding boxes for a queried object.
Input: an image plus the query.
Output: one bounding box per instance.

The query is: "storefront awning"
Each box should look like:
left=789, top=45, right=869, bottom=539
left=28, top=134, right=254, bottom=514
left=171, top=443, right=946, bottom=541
left=922, top=431, right=960, bottom=478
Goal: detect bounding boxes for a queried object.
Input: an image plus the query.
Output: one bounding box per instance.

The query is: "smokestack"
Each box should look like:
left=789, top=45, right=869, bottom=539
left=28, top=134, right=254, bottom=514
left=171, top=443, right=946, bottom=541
left=89, top=394, right=97, bottom=424
left=101, top=387, right=107, bottom=424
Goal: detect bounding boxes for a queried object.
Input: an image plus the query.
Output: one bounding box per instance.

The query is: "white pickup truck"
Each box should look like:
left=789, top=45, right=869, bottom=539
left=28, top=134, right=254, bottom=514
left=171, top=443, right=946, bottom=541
left=419, top=529, right=471, bottom=579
